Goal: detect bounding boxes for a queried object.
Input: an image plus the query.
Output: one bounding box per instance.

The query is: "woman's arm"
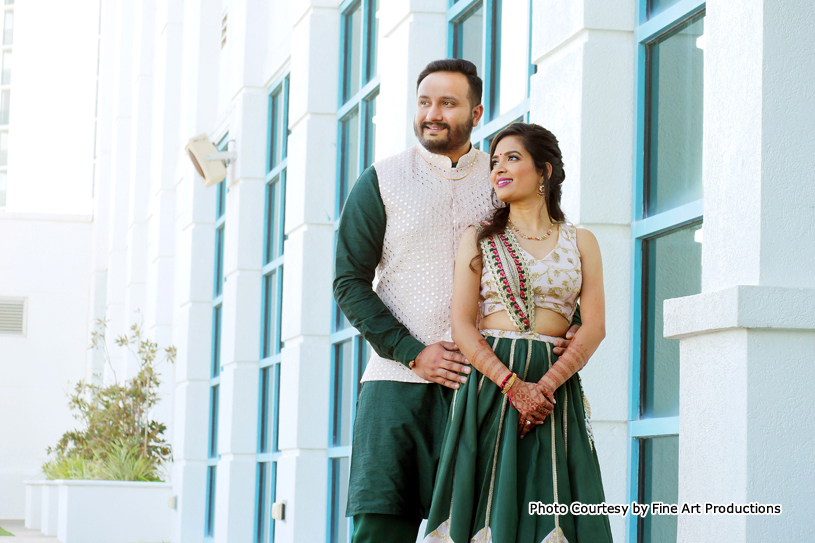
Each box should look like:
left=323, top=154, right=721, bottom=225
left=451, top=227, right=552, bottom=422
left=537, top=228, right=606, bottom=395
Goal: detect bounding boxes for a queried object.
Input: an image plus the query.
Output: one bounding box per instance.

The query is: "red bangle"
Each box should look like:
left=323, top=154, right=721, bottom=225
left=500, top=372, right=512, bottom=390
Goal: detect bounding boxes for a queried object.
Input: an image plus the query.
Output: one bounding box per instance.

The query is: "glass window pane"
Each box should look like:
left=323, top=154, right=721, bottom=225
left=646, top=14, right=704, bottom=216
left=259, top=367, right=274, bottom=453
left=454, top=6, right=483, bottom=78
left=2, top=50, right=10, bottom=85
left=265, top=179, right=283, bottom=263
left=642, top=224, right=702, bottom=418
left=263, top=271, right=282, bottom=357
left=205, top=465, right=217, bottom=536
left=332, top=340, right=354, bottom=447
left=340, top=109, right=360, bottom=209
left=257, top=461, right=276, bottom=543
left=256, top=462, right=269, bottom=542
left=329, top=457, right=350, bottom=543
left=3, top=11, right=11, bottom=45
left=271, top=89, right=285, bottom=168
left=0, top=171, right=6, bottom=207
left=0, top=89, right=9, bottom=125
left=364, top=94, right=377, bottom=167
left=0, top=130, right=7, bottom=166
left=366, top=0, right=379, bottom=82
left=344, top=4, right=362, bottom=102
left=209, top=386, right=220, bottom=457
left=214, top=227, right=224, bottom=296
left=495, top=0, right=529, bottom=117
left=212, top=306, right=222, bottom=377
left=648, top=0, right=682, bottom=19
left=273, top=364, right=281, bottom=452
left=215, top=179, right=225, bottom=218
left=640, top=436, right=679, bottom=543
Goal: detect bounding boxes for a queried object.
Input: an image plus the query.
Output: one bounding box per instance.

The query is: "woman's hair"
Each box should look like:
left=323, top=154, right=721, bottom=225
left=470, top=122, right=566, bottom=271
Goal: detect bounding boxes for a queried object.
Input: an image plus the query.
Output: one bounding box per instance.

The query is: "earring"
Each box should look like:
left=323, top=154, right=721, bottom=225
left=491, top=188, right=501, bottom=207
left=537, top=184, right=546, bottom=198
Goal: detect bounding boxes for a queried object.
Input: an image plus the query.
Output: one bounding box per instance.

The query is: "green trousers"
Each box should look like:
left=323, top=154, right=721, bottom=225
left=352, top=513, right=422, bottom=543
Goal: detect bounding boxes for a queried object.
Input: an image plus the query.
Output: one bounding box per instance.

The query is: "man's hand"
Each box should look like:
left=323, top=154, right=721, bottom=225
left=552, top=323, right=580, bottom=355
left=411, top=341, right=471, bottom=389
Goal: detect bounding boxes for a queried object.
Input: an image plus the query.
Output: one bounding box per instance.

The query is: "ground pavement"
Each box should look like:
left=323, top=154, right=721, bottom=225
left=0, top=520, right=58, bottom=542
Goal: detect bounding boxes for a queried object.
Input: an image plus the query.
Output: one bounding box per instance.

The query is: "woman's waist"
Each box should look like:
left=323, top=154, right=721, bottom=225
left=480, top=328, right=561, bottom=344
left=479, top=308, right=570, bottom=337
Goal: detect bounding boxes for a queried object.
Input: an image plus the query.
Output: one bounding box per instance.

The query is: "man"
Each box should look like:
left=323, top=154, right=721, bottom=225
left=333, top=59, right=578, bottom=543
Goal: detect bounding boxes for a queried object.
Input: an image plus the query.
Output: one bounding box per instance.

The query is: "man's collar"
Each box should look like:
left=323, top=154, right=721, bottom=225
left=418, top=143, right=478, bottom=172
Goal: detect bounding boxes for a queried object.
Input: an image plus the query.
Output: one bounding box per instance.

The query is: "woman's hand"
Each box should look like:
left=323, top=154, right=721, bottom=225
left=515, top=383, right=554, bottom=438
left=509, top=380, right=552, bottom=423
left=536, top=379, right=556, bottom=407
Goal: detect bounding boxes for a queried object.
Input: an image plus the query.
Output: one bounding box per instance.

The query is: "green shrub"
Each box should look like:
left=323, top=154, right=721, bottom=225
left=43, top=319, right=176, bottom=481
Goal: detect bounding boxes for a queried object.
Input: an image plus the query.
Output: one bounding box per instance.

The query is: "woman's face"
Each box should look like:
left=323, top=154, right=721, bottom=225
left=490, top=135, right=543, bottom=204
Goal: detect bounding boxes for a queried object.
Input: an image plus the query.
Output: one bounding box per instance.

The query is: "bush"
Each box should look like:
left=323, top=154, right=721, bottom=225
left=43, top=319, right=176, bottom=481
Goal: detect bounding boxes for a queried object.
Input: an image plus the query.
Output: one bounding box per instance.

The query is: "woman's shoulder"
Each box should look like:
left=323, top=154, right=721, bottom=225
left=574, top=226, right=600, bottom=256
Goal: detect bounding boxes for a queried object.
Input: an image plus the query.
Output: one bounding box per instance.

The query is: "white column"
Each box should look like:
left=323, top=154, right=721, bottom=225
left=273, top=2, right=339, bottom=542
left=105, top=0, right=135, bottom=384
left=376, top=0, right=446, bottom=159
left=145, top=0, right=185, bottom=468
left=87, top=0, right=117, bottom=382
left=170, top=0, right=222, bottom=541
left=664, top=1, right=815, bottom=541
left=531, top=3, right=635, bottom=542
left=123, top=0, right=156, bottom=381
left=211, top=0, right=271, bottom=541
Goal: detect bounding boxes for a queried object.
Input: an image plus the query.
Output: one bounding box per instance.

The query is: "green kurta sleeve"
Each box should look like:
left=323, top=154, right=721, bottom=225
left=333, top=166, right=426, bottom=367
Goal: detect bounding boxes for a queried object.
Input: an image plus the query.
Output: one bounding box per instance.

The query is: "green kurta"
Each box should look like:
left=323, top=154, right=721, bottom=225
left=333, top=166, right=426, bottom=367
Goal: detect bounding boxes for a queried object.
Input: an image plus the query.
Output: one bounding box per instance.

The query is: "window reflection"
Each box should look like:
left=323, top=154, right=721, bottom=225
left=641, top=224, right=702, bottom=418
left=646, top=14, right=705, bottom=216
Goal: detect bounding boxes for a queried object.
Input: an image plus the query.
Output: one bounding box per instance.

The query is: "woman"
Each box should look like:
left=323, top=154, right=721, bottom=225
left=424, top=123, right=612, bottom=543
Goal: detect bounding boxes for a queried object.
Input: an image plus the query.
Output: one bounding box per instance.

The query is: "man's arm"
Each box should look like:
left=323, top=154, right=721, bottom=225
left=333, top=166, right=426, bottom=367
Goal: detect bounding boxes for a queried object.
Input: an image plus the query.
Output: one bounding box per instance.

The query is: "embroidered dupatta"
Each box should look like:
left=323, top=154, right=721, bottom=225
left=478, top=223, right=537, bottom=333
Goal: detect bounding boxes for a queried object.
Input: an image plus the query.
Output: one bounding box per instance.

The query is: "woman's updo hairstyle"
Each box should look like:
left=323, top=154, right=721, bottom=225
left=471, top=122, right=567, bottom=271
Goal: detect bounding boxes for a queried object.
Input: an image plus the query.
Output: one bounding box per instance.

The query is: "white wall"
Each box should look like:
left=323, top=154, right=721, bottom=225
left=0, top=213, right=92, bottom=519
left=5, top=0, right=99, bottom=215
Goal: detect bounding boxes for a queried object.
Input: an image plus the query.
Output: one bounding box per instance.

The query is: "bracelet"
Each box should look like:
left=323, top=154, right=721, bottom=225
left=408, top=359, right=416, bottom=369
left=500, top=372, right=517, bottom=394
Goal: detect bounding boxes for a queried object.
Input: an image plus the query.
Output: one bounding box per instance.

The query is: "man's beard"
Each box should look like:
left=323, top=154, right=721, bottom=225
left=413, top=118, right=474, bottom=154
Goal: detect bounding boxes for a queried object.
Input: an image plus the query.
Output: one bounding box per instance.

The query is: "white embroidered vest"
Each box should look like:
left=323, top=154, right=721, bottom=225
left=361, top=145, right=494, bottom=383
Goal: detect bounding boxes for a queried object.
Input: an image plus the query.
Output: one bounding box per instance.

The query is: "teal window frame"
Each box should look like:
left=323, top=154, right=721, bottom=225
left=628, top=1, right=705, bottom=542
left=328, top=1, right=379, bottom=542
left=254, top=73, right=289, bottom=543
left=205, top=134, right=229, bottom=540
left=446, top=0, right=535, bottom=151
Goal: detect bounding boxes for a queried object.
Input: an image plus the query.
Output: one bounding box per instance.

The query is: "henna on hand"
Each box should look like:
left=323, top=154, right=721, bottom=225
left=539, top=337, right=590, bottom=392
left=471, top=337, right=511, bottom=385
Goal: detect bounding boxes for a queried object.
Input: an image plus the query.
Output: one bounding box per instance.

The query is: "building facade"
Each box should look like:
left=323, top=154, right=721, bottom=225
left=2, top=1, right=814, bottom=543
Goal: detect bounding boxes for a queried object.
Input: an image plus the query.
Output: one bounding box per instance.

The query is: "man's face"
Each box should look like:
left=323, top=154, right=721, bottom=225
left=414, top=72, right=484, bottom=154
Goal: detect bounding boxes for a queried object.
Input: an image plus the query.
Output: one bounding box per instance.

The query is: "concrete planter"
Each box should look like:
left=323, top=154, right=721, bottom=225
left=56, top=480, right=172, bottom=543
left=25, top=479, right=171, bottom=543
left=41, top=481, right=61, bottom=536
left=23, top=480, right=46, bottom=529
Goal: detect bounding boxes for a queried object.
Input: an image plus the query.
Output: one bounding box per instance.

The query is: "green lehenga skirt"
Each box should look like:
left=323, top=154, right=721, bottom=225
left=423, top=330, right=613, bottom=543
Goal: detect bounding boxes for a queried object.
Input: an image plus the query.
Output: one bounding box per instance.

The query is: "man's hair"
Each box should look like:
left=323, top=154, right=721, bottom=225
left=416, top=59, right=483, bottom=108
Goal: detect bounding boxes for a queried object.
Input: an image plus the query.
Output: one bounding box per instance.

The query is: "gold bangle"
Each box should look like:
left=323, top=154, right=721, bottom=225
left=501, top=373, right=517, bottom=394
left=409, top=359, right=416, bottom=369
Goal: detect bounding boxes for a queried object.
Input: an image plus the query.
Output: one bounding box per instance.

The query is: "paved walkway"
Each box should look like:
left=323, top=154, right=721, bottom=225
left=0, top=520, right=58, bottom=542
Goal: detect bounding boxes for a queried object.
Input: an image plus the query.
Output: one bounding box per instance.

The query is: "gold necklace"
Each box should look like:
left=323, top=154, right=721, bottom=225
left=418, top=149, right=478, bottom=181
left=508, top=219, right=554, bottom=241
